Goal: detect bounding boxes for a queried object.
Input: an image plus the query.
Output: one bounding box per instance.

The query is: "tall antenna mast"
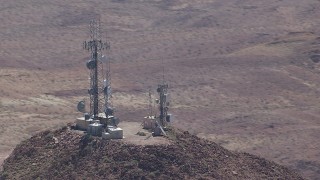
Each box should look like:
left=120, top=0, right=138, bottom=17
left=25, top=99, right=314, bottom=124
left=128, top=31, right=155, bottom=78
left=104, top=32, right=112, bottom=117
left=162, top=58, right=165, bottom=84
left=148, top=88, right=153, bottom=116
left=142, top=58, right=172, bottom=136
left=156, top=58, right=170, bottom=130
left=76, top=18, right=123, bottom=139
left=83, top=18, right=110, bottom=120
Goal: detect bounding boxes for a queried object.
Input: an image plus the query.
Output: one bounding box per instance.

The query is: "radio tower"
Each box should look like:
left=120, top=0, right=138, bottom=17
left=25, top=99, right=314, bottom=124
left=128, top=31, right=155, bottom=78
left=157, top=82, right=169, bottom=128
left=83, top=18, right=110, bottom=120
left=158, top=59, right=169, bottom=128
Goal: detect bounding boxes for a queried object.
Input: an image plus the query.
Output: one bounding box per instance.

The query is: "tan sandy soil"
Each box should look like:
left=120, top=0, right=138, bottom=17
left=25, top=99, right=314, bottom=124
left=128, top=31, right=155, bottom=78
left=1, top=0, right=320, bottom=179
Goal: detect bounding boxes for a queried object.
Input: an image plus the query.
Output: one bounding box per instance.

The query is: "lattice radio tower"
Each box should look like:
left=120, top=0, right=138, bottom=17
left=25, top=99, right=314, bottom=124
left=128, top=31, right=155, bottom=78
left=156, top=60, right=170, bottom=128
left=157, top=83, right=169, bottom=128
left=83, top=18, right=111, bottom=120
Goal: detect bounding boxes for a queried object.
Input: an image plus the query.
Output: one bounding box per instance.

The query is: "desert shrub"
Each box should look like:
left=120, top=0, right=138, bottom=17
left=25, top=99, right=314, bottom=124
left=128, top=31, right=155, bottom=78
left=0, top=172, right=9, bottom=179
left=136, top=131, right=146, bottom=136
left=80, top=134, right=93, bottom=148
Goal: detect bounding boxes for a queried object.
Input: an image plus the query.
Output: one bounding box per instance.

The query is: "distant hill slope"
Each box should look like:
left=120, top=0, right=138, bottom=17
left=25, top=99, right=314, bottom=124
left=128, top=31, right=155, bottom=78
left=1, top=0, right=320, bottom=179
left=1, top=127, right=303, bottom=180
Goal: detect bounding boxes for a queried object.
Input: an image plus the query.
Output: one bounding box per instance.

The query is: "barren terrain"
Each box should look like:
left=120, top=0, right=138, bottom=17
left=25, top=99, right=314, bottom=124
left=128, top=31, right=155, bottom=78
left=1, top=126, right=303, bottom=179
left=1, top=0, right=320, bottom=179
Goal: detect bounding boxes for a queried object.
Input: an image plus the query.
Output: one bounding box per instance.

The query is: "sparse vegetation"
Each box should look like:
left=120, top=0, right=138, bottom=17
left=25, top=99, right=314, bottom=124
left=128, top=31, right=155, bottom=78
left=136, top=131, right=147, bottom=136
left=0, top=0, right=320, bottom=179
left=1, top=127, right=303, bottom=180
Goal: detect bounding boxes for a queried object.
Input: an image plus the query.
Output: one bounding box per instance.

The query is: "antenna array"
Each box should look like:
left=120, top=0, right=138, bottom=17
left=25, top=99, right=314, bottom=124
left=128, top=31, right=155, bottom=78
left=83, top=18, right=111, bottom=119
left=157, top=83, right=169, bottom=128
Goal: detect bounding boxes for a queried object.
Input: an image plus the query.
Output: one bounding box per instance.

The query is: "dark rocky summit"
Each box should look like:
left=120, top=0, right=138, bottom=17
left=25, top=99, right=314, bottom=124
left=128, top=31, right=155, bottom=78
left=1, top=126, right=303, bottom=180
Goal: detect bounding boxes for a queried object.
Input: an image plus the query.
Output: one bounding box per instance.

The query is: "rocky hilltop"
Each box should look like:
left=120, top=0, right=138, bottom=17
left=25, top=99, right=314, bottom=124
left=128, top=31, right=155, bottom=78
left=1, top=126, right=303, bottom=180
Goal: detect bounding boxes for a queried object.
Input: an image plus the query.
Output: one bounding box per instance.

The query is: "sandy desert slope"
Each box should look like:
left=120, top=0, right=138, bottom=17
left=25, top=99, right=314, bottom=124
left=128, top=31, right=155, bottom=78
left=1, top=0, right=320, bottom=179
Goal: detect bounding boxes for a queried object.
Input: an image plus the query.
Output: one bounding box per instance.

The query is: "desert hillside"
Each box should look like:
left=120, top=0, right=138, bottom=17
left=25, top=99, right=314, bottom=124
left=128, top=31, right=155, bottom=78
left=0, top=126, right=303, bottom=179
left=1, top=0, right=320, bottom=179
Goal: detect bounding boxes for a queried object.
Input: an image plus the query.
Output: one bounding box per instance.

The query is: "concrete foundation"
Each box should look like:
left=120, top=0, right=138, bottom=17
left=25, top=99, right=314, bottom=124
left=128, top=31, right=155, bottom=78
left=87, top=123, right=103, bottom=136
left=76, top=113, right=107, bottom=131
left=102, top=132, right=111, bottom=139
left=107, top=127, right=123, bottom=139
left=143, top=116, right=156, bottom=130
left=76, top=114, right=124, bottom=139
left=76, top=117, right=93, bottom=130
